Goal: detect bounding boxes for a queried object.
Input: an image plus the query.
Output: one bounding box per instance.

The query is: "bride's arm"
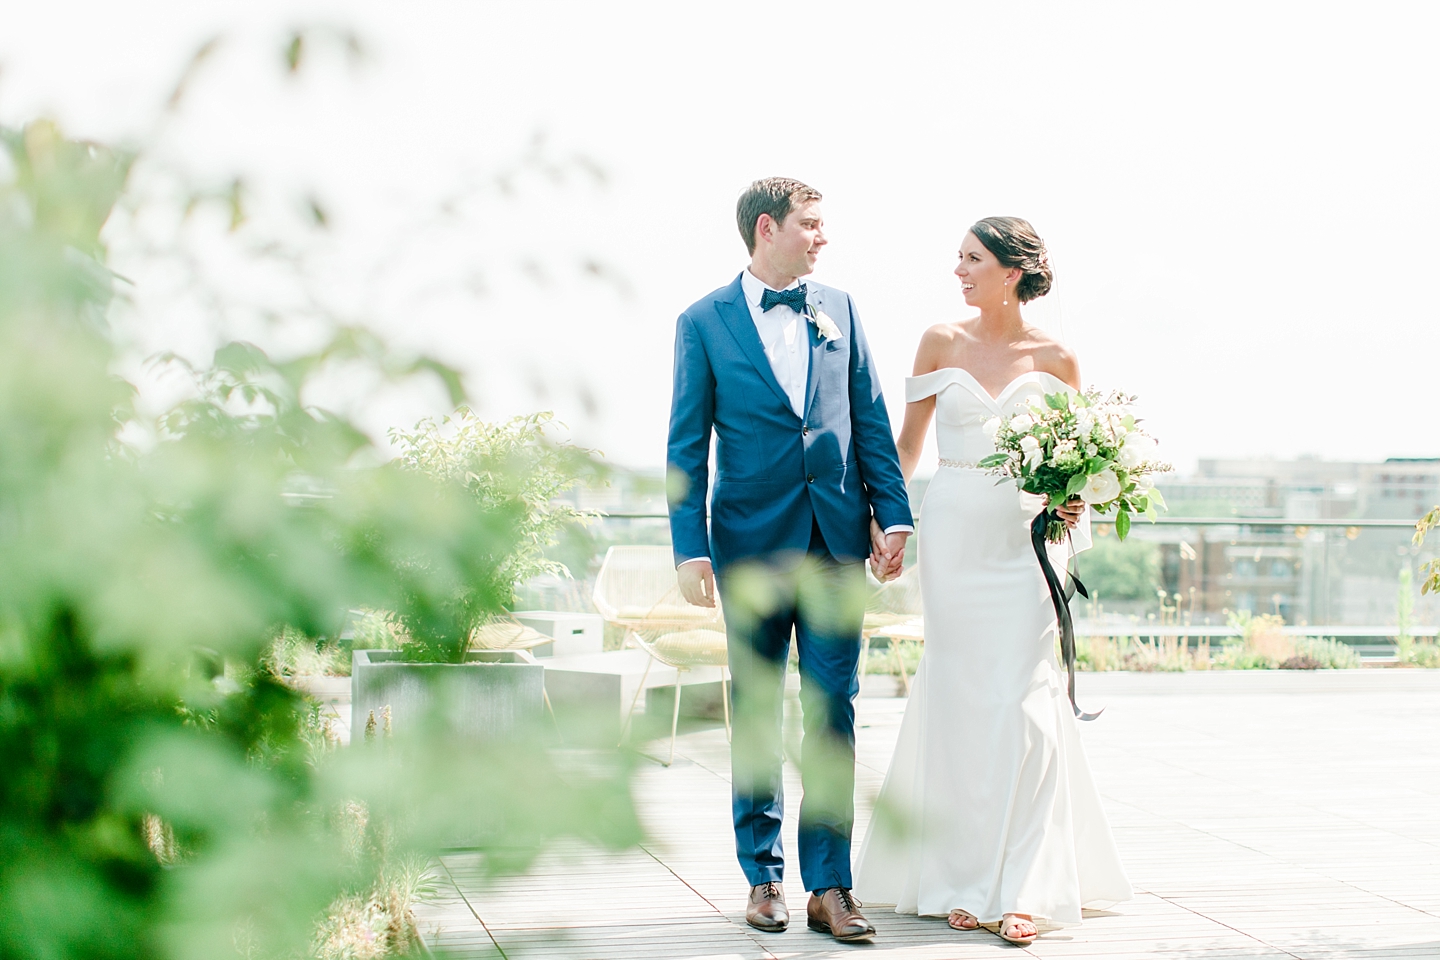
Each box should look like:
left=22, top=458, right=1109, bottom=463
left=894, top=327, right=948, bottom=483
left=895, top=399, right=933, bottom=484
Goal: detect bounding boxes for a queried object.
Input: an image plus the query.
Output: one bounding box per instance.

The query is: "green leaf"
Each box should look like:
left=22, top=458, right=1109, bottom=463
left=1145, top=504, right=1159, bottom=521
left=1116, top=509, right=1131, bottom=540
left=1046, top=392, right=1069, bottom=411
left=1085, top=458, right=1105, bottom=475
left=1147, top=486, right=1167, bottom=511
left=977, top=453, right=1008, bottom=469
left=1135, top=496, right=1149, bottom=513
left=1065, top=473, right=1088, bottom=497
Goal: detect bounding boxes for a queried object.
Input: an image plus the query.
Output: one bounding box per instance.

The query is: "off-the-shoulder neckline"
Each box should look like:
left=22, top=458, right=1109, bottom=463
left=907, top=367, right=1071, bottom=407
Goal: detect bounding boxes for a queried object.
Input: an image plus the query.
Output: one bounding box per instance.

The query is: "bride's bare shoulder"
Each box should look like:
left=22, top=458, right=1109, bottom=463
left=1025, top=326, right=1081, bottom=388
left=912, top=321, right=968, bottom=375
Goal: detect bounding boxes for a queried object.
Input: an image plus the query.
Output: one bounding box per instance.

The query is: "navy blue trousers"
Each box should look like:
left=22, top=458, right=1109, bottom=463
left=718, top=523, right=865, bottom=892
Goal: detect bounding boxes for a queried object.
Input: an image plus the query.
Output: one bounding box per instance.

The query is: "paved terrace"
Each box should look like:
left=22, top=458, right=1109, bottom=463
left=416, top=671, right=1440, bottom=959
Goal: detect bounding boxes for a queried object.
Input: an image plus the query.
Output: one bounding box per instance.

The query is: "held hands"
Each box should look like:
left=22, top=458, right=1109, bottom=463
left=869, top=518, right=910, bottom=582
left=1047, top=496, right=1086, bottom=530
left=678, top=559, right=716, bottom=608
left=682, top=521, right=913, bottom=601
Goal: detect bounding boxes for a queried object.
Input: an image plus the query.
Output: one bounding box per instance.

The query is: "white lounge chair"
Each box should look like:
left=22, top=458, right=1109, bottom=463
left=592, top=545, right=730, bottom=765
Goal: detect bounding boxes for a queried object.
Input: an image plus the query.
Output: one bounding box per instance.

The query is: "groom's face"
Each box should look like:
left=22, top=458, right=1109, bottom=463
left=768, top=200, right=826, bottom=277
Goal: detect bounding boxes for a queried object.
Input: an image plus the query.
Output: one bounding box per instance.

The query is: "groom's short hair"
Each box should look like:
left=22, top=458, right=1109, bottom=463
left=737, top=178, right=822, bottom=254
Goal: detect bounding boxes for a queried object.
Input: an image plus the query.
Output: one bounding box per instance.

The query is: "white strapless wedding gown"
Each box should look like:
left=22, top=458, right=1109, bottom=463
left=854, top=369, right=1132, bottom=926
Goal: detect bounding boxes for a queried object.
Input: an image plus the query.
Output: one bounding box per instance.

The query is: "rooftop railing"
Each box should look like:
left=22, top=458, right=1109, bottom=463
left=523, top=513, right=1438, bottom=660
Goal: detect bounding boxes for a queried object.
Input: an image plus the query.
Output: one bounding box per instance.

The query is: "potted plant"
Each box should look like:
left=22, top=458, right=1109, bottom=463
left=351, top=410, right=596, bottom=738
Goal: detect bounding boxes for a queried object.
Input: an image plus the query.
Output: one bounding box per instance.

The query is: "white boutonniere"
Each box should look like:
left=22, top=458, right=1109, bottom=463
left=805, top=305, right=843, bottom=342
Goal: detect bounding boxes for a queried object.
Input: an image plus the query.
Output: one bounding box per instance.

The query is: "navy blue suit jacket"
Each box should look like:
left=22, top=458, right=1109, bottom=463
left=667, top=273, right=911, bottom=571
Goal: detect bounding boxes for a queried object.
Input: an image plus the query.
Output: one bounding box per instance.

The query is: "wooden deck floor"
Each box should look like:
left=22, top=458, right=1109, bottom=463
left=416, top=671, right=1440, bottom=959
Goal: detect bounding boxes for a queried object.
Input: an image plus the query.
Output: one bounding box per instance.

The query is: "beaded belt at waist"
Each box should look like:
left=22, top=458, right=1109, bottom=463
left=938, top=458, right=981, bottom=470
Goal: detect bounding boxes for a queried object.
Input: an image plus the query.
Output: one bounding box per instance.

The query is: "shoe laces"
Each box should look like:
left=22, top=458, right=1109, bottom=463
left=759, top=881, right=781, bottom=900
left=835, top=888, right=862, bottom=912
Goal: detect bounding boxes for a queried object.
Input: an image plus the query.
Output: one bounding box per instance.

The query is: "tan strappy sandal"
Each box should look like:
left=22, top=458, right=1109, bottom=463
left=998, top=913, right=1037, bottom=945
left=947, top=908, right=980, bottom=930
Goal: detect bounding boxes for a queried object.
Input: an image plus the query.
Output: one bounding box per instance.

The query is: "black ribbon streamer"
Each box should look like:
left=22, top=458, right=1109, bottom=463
left=1031, top=510, right=1102, bottom=722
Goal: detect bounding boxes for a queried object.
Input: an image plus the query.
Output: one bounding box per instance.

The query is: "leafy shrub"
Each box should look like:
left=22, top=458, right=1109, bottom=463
left=1213, top=611, right=1292, bottom=668
left=1291, top=637, right=1361, bottom=669
left=264, top=626, right=352, bottom=678
left=389, top=409, right=598, bottom=662
left=1213, top=646, right=1278, bottom=670
left=1410, top=643, right=1440, bottom=668
left=1075, top=634, right=1196, bottom=671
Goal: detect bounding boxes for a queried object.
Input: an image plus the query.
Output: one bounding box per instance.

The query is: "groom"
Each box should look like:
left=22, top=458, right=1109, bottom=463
left=667, top=178, right=911, bottom=942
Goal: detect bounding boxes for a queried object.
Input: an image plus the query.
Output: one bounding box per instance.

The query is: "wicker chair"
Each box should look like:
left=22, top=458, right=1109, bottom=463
left=592, top=545, right=730, bottom=765
left=861, top=562, right=925, bottom=694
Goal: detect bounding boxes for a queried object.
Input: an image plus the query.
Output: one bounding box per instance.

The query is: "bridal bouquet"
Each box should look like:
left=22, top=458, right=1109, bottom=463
left=979, top=389, right=1171, bottom=542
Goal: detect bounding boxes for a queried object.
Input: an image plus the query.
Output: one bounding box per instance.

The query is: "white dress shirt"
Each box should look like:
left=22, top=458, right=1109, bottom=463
left=740, top=269, right=809, bottom=418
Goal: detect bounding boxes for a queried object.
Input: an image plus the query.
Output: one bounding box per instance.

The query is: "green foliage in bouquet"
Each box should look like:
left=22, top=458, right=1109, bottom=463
left=979, top=388, right=1171, bottom=541
left=0, top=120, right=639, bottom=960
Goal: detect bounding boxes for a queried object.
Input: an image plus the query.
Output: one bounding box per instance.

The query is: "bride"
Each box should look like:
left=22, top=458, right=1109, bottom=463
left=854, top=217, right=1132, bottom=945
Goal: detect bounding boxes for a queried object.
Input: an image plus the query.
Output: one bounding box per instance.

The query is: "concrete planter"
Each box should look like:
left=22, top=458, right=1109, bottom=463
left=350, top=650, right=544, bottom=740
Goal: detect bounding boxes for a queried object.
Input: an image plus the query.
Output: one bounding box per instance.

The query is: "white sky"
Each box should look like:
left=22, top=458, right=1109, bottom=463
left=4, top=1, right=1438, bottom=475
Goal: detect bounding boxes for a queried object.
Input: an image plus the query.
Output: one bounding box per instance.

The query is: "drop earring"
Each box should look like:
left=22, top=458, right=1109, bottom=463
left=1002, top=280, right=1009, bottom=307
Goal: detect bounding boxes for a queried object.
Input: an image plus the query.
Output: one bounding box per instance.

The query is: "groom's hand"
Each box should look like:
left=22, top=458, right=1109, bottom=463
left=869, top=519, right=888, bottom=579
left=869, top=520, right=909, bottom=582
left=879, top=531, right=909, bottom=581
left=678, top=559, right=716, bottom=608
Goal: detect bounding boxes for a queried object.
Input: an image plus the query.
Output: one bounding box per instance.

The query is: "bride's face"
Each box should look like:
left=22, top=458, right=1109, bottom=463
left=954, top=232, right=1014, bottom=307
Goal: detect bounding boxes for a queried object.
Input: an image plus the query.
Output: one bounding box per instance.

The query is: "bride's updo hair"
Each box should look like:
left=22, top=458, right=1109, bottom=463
left=969, top=217, right=1053, bottom=303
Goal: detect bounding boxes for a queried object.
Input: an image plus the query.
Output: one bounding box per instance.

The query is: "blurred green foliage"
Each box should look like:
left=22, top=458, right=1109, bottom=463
left=1078, top=534, right=1161, bottom=602
left=0, top=119, right=639, bottom=959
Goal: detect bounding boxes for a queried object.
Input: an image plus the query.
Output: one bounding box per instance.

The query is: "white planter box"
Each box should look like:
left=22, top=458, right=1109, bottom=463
left=512, top=611, right=604, bottom=658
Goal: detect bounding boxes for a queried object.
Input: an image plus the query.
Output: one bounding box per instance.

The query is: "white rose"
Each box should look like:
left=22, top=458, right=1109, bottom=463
left=1085, top=443, right=1098, bottom=458
left=1009, top=414, right=1034, bottom=432
left=809, top=309, right=843, bottom=342
left=1135, top=474, right=1155, bottom=493
left=1020, top=434, right=1042, bottom=467
left=1079, top=468, right=1122, bottom=505
left=1119, top=433, right=1156, bottom=468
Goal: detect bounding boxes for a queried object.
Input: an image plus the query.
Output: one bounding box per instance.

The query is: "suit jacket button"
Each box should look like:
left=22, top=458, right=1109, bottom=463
left=802, top=425, right=809, bottom=435
left=806, top=473, right=815, bottom=483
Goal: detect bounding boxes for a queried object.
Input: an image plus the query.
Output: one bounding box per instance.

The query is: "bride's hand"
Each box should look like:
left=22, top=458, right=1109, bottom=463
left=1049, top=496, right=1085, bottom=529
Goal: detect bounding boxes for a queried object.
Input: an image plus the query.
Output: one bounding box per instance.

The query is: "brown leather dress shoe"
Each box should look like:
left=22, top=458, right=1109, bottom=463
left=746, top=881, right=788, bottom=932
left=806, top=887, right=875, bottom=942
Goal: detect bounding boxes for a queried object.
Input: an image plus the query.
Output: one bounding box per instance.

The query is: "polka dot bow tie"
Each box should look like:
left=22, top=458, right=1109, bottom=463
left=760, top=285, right=807, bottom=313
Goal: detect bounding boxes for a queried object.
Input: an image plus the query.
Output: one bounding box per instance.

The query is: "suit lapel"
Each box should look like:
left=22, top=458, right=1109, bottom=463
left=802, top=289, right=827, bottom=419
left=713, top=276, right=796, bottom=415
